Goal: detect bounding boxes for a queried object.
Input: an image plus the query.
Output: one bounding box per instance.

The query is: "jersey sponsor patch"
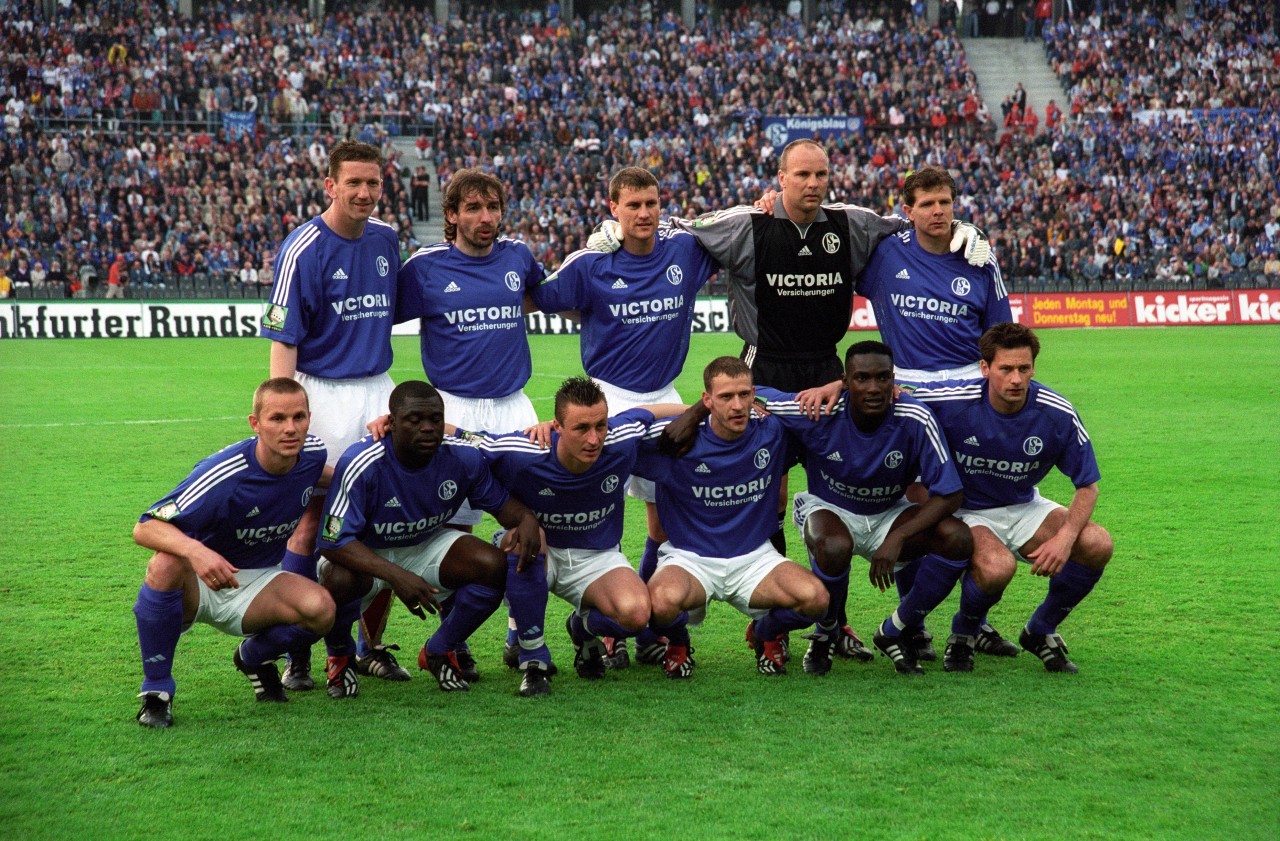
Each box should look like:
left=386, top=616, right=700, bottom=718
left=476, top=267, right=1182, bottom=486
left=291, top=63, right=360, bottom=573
left=321, top=515, right=343, bottom=542
left=262, top=304, right=288, bottom=331
left=148, top=501, right=180, bottom=521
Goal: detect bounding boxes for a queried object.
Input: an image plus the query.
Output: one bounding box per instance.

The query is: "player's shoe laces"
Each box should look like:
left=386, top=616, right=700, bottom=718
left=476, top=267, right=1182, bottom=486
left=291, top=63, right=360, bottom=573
left=567, top=616, right=607, bottom=680
left=453, top=647, right=480, bottom=683
left=325, top=655, right=360, bottom=699
left=974, top=624, right=1020, bottom=657
left=1019, top=628, right=1079, bottom=673
left=745, top=621, right=788, bottom=676
left=943, top=634, right=976, bottom=673
left=281, top=649, right=315, bottom=691
left=136, top=691, right=173, bottom=728
left=234, top=645, right=289, bottom=702
left=419, top=649, right=471, bottom=692
left=601, top=636, right=630, bottom=670
left=355, top=643, right=411, bottom=681
left=801, top=629, right=835, bottom=676
left=635, top=636, right=669, bottom=665
left=834, top=624, right=875, bottom=662
left=905, top=628, right=937, bottom=662
left=518, top=660, right=552, bottom=697
left=662, top=644, right=695, bottom=680
left=872, top=628, right=924, bottom=675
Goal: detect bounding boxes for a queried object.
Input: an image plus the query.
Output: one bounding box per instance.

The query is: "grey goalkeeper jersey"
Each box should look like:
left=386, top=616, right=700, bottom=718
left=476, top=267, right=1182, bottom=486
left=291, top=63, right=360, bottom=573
left=668, top=203, right=906, bottom=357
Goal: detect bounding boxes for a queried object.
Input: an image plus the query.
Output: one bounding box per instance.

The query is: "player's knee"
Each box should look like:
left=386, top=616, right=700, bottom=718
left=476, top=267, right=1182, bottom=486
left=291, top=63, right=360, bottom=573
left=612, top=595, right=652, bottom=633
left=799, top=580, right=830, bottom=618
left=1077, top=525, right=1113, bottom=569
left=473, top=546, right=508, bottom=590
left=295, top=585, right=336, bottom=633
left=971, top=553, right=1015, bottom=591
left=143, top=552, right=187, bottom=590
left=647, top=585, right=681, bottom=624
left=807, top=533, right=853, bottom=574
left=936, top=520, right=973, bottom=560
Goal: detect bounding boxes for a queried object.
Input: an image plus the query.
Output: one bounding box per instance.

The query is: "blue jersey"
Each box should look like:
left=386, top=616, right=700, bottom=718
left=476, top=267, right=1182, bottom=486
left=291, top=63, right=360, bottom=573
left=757, top=387, right=962, bottom=515
left=858, top=229, right=1011, bottom=372
left=475, top=409, right=655, bottom=550
left=531, top=230, right=716, bottom=392
left=139, top=435, right=327, bottom=569
left=317, top=436, right=510, bottom=551
left=396, top=238, right=546, bottom=398
left=259, top=216, right=398, bottom=379
left=633, top=414, right=787, bottom=558
left=913, top=379, right=1100, bottom=510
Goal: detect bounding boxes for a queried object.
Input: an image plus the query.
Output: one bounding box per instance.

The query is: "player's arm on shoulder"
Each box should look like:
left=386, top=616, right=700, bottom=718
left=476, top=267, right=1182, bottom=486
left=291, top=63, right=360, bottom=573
left=949, top=220, right=992, bottom=268
left=269, top=340, right=297, bottom=379
left=634, top=403, right=688, bottom=421
left=1025, top=482, right=1098, bottom=577
left=793, top=379, right=844, bottom=420
left=492, top=496, right=541, bottom=571
left=658, top=401, right=710, bottom=456
left=133, top=518, right=240, bottom=589
left=366, top=413, right=391, bottom=440
left=523, top=419, right=554, bottom=449
left=326, top=538, right=439, bottom=617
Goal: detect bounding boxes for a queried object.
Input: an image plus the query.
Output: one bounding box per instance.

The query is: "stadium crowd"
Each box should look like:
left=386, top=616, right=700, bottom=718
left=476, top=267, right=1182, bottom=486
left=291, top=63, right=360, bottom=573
left=1, top=0, right=1278, bottom=297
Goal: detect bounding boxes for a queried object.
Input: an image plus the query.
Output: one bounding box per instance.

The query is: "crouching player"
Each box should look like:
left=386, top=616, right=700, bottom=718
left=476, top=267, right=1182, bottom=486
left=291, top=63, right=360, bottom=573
left=635, top=357, right=829, bottom=678
left=132, top=378, right=334, bottom=727
left=757, top=341, right=973, bottom=676
left=472, top=377, right=685, bottom=695
left=913, top=323, right=1113, bottom=673
left=316, top=381, right=540, bottom=695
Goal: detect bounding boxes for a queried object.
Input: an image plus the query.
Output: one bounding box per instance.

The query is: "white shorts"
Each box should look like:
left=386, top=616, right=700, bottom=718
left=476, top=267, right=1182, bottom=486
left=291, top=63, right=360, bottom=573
left=318, top=529, right=469, bottom=609
left=895, top=362, right=982, bottom=390
left=792, top=492, right=916, bottom=568
left=295, top=371, right=396, bottom=468
left=657, top=541, right=789, bottom=620
left=958, top=493, right=1060, bottom=561
left=545, top=544, right=634, bottom=613
left=437, top=388, right=538, bottom=525
left=192, top=566, right=287, bottom=637
left=595, top=378, right=681, bottom=503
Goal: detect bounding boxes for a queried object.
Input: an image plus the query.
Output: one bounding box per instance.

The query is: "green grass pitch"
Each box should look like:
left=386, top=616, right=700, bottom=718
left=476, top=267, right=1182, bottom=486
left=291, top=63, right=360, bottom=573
left=0, top=328, right=1276, bottom=840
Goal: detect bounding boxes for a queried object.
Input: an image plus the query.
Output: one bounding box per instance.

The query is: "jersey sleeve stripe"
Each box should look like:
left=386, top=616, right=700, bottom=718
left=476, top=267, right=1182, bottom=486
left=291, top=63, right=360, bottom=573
left=175, top=456, right=249, bottom=509
left=1035, top=391, right=1091, bottom=444
left=327, top=442, right=384, bottom=520
left=895, top=403, right=951, bottom=463
left=271, top=223, right=321, bottom=307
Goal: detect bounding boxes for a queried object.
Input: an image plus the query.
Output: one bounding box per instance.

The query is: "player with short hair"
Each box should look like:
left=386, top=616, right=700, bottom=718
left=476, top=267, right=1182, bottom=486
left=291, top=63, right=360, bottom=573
left=913, top=323, right=1113, bottom=673
left=757, top=341, right=973, bottom=675
left=469, top=377, right=685, bottom=694
left=259, top=139, right=401, bottom=691
left=132, top=378, right=333, bottom=727
left=531, top=166, right=719, bottom=667
left=316, top=381, right=540, bottom=694
left=634, top=357, right=829, bottom=679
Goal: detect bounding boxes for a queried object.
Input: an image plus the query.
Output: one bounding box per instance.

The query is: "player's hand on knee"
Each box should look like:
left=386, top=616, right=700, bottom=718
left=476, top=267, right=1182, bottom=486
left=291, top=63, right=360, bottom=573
left=868, top=538, right=901, bottom=592
left=950, top=220, right=991, bottom=267
left=1025, top=533, right=1072, bottom=577
left=587, top=219, right=622, bottom=253
left=753, top=189, right=779, bottom=214
left=503, top=513, right=542, bottom=572
left=192, top=547, right=239, bottom=591
left=365, top=413, right=391, bottom=441
left=392, top=572, right=439, bottom=618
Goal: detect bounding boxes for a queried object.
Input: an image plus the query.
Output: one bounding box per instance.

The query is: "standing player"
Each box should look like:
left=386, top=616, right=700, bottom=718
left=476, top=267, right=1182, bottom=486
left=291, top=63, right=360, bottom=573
left=316, top=381, right=540, bottom=695
left=913, top=323, right=1113, bottom=673
left=634, top=357, right=829, bottom=679
left=531, top=167, right=718, bottom=667
left=259, top=140, right=401, bottom=691
left=473, top=377, right=686, bottom=694
left=387, top=169, right=548, bottom=670
left=131, top=378, right=333, bottom=727
left=756, top=342, right=972, bottom=675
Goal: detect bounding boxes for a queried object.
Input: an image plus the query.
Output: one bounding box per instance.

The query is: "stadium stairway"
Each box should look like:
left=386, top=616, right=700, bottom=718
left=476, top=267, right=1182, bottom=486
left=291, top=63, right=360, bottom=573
left=961, top=37, right=1064, bottom=130
left=389, top=135, right=445, bottom=247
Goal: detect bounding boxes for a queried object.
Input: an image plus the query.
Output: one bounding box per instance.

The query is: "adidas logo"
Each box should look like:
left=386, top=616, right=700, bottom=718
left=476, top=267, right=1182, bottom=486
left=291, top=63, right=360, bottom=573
left=896, top=269, right=911, bottom=280
left=385, top=496, right=402, bottom=508
left=695, top=463, right=711, bottom=474
left=964, top=436, right=980, bottom=446
left=538, top=488, right=556, bottom=496
left=826, top=452, right=843, bottom=462
left=332, top=268, right=349, bottom=280
left=444, top=281, right=461, bottom=293
left=144, top=654, right=168, bottom=664
left=245, top=506, right=261, bottom=518
left=612, top=278, right=628, bottom=289
left=798, top=246, right=812, bottom=256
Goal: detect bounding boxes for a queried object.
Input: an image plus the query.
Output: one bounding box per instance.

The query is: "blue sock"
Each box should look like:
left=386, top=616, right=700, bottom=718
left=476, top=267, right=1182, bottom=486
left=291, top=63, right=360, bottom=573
left=807, top=552, right=849, bottom=632
left=651, top=610, right=690, bottom=647
left=1026, top=561, right=1103, bottom=635
left=895, top=557, right=920, bottom=599
left=881, top=555, right=966, bottom=637
left=426, top=583, right=502, bottom=655
left=952, top=572, right=1004, bottom=636
left=584, top=608, right=632, bottom=640
left=280, top=549, right=317, bottom=580
left=754, top=607, right=813, bottom=641
left=240, top=623, right=320, bottom=665
left=324, top=597, right=362, bottom=657
left=506, top=553, right=550, bottom=664
left=134, top=584, right=183, bottom=695
left=639, top=537, right=660, bottom=582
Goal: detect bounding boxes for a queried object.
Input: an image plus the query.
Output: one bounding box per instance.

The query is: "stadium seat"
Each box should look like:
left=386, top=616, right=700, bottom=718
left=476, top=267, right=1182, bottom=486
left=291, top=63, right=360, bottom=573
left=177, top=277, right=196, bottom=298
